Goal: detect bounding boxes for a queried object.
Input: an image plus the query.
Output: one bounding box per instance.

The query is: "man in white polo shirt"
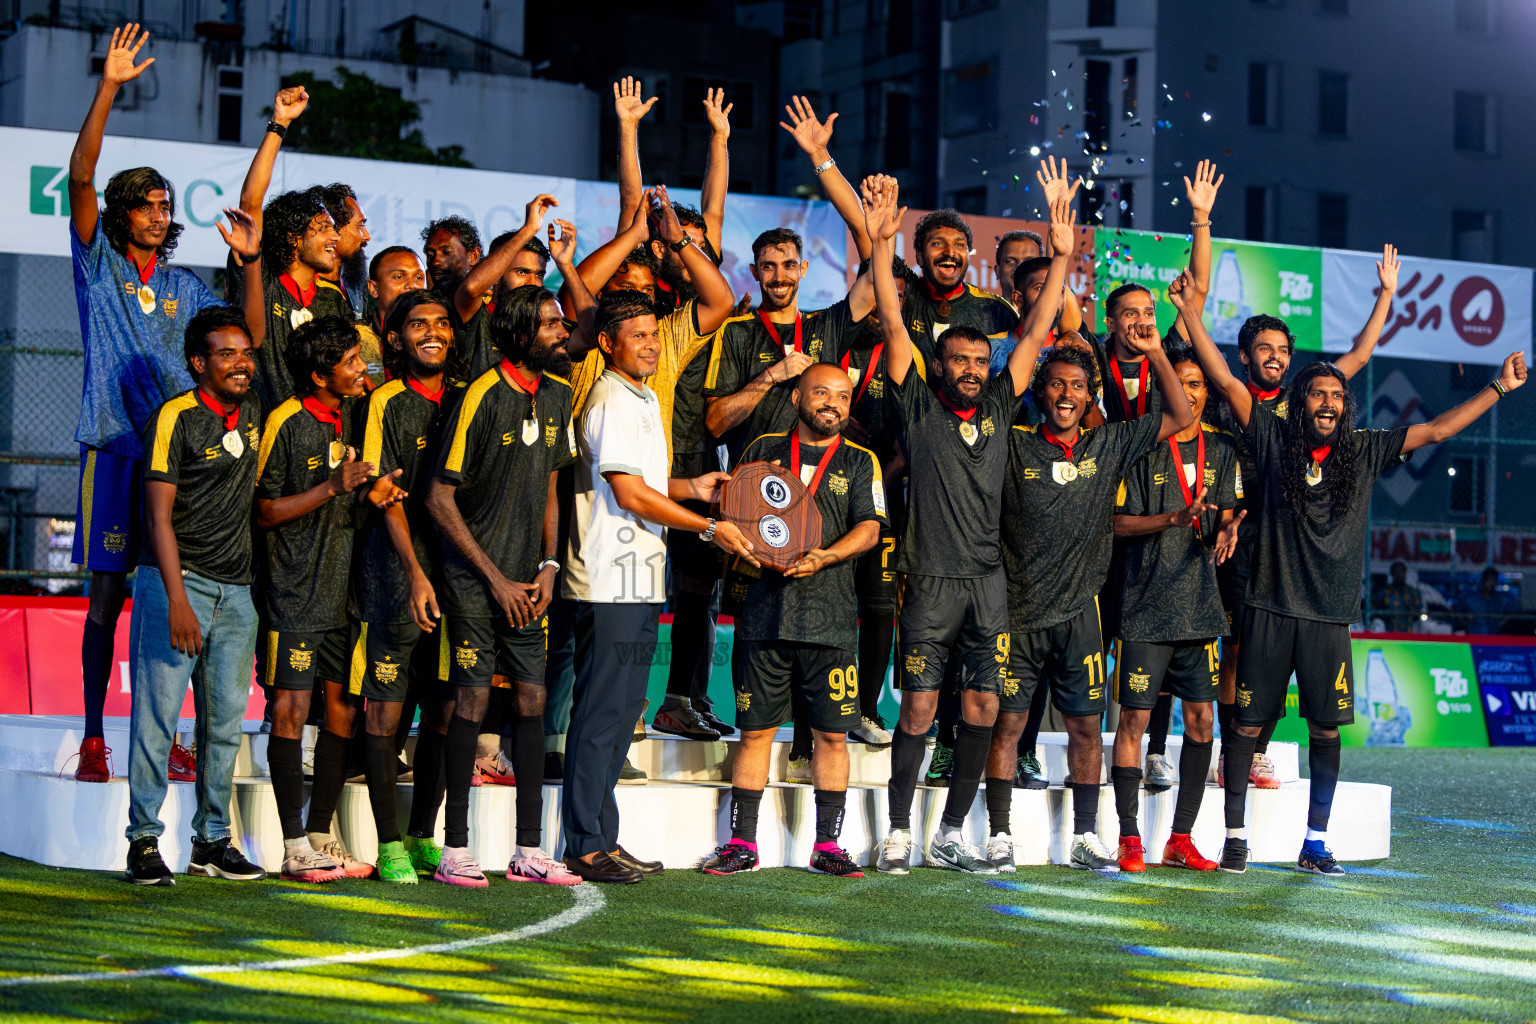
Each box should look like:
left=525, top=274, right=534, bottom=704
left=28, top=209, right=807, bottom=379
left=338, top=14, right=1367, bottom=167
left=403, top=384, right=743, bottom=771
left=561, top=288, right=757, bottom=884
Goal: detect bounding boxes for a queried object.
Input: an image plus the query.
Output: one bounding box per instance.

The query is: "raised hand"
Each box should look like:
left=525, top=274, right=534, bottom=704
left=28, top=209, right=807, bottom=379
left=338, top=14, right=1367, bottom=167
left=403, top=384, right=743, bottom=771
left=1167, top=270, right=1196, bottom=313
left=1499, top=352, right=1528, bottom=393
left=1183, top=159, right=1224, bottom=218
left=103, top=23, right=154, bottom=85
left=613, top=77, right=658, bottom=126
left=649, top=184, right=685, bottom=245
left=272, top=85, right=308, bottom=124
left=780, top=95, right=837, bottom=156
left=523, top=193, right=558, bottom=234
left=1036, top=156, right=1081, bottom=208
left=1213, top=509, right=1246, bottom=565
left=704, top=87, right=733, bottom=138
left=547, top=219, right=577, bottom=266
left=860, top=177, right=905, bottom=243
left=1376, top=243, right=1401, bottom=295
left=1046, top=193, right=1077, bottom=258
left=217, top=207, right=261, bottom=261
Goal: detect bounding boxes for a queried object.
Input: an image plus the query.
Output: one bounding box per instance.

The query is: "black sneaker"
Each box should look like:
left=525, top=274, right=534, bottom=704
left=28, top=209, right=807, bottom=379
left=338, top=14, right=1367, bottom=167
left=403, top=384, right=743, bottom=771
left=125, top=836, right=175, bottom=886
left=692, top=699, right=735, bottom=737
left=188, top=837, right=267, bottom=880
left=1219, top=838, right=1249, bottom=874
left=544, top=750, right=565, bottom=783
left=809, top=845, right=865, bottom=878
left=1296, top=842, right=1345, bottom=876
left=701, top=841, right=760, bottom=875
left=396, top=758, right=413, bottom=783
left=1013, top=751, right=1048, bottom=790
left=924, top=742, right=953, bottom=786
left=653, top=703, right=721, bottom=741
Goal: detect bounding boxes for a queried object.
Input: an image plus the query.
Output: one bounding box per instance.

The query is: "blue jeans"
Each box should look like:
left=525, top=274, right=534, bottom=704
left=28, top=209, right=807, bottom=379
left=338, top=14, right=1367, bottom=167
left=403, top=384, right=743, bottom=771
left=126, top=565, right=258, bottom=843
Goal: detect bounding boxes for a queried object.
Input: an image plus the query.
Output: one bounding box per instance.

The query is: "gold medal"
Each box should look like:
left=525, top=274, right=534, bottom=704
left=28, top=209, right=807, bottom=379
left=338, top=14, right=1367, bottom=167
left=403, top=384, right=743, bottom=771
left=937, top=299, right=951, bottom=319
left=137, top=284, right=156, bottom=315
left=1305, top=461, right=1323, bottom=487
left=1059, top=462, right=1079, bottom=482
left=221, top=429, right=245, bottom=459
left=328, top=440, right=345, bottom=468
left=290, top=306, right=313, bottom=330
left=959, top=421, right=978, bottom=445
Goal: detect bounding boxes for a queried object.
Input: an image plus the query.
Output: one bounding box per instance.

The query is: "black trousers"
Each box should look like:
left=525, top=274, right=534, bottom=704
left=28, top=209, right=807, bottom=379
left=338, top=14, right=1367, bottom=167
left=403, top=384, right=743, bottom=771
left=561, top=601, right=661, bottom=857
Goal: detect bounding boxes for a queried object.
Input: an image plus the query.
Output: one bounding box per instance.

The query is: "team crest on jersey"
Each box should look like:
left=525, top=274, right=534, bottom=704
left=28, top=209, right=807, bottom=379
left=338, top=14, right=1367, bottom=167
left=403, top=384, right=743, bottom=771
left=905, top=652, right=927, bottom=676
left=288, top=644, right=313, bottom=673
left=1237, top=688, right=1253, bottom=708
left=980, top=416, right=995, bottom=437
left=102, top=530, right=127, bottom=554
left=735, top=691, right=751, bottom=712
left=455, top=643, right=478, bottom=670
left=1128, top=670, right=1151, bottom=693
left=1002, top=674, right=1019, bottom=698
left=1078, top=458, right=1098, bottom=478
left=373, top=659, right=401, bottom=685
left=827, top=473, right=849, bottom=496
left=544, top=421, right=558, bottom=448
left=162, top=299, right=178, bottom=319
left=1203, top=467, right=1217, bottom=486
left=809, top=338, right=824, bottom=358
left=867, top=377, right=884, bottom=398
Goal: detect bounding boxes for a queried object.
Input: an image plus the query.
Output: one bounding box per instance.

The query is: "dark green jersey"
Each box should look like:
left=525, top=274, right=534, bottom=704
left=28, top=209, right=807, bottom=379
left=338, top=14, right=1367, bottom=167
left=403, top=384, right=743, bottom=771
left=842, top=326, right=896, bottom=461
left=1207, top=388, right=1286, bottom=542
left=1001, top=414, right=1162, bottom=632
left=455, top=299, right=501, bottom=381
left=1244, top=401, right=1408, bottom=624
left=903, top=281, right=1017, bottom=368
left=893, top=365, right=1020, bottom=578
left=670, top=344, right=712, bottom=473
left=434, top=366, right=577, bottom=619
left=256, top=396, right=361, bottom=631
left=702, top=299, right=859, bottom=463
left=734, top=432, right=887, bottom=650
left=226, top=256, right=352, bottom=414
left=353, top=378, right=466, bottom=625
left=1116, top=425, right=1242, bottom=643
left=139, top=390, right=263, bottom=585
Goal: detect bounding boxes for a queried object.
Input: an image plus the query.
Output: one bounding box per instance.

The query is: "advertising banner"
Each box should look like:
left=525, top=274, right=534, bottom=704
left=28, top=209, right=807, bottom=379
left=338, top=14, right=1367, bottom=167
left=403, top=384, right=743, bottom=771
left=1094, top=229, right=1323, bottom=349
left=1370, top=525, right=1536, bottom=573
left=1269, top=639, right=1488, bottom=747
left=1470, top=645, right=1536, bottom=747
left=1322, top=249, right=1532, bottom=365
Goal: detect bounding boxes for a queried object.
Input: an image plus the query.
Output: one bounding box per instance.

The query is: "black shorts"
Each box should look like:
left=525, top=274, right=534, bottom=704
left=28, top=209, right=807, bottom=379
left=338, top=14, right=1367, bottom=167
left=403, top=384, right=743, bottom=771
left=897, top=570, right=1007, bottom=695
left=855, top=530, right=900, bottom=616
left=1114, top=638, right=1220, bottom=710
left=668, top=450, right=724, bottom=587
left=1004, top=600, right=1106, bottom=717
left=264, top=626, right=354, bottom=691
left=1217, top=537, right=1254, bottom=640
left=354, top=619, right=450, bottom=701
left=447, top=615, right=547, bottom=688
left=1235, top=606, right=1354, bottom=727
left=734, top=640, right=860, bottom=733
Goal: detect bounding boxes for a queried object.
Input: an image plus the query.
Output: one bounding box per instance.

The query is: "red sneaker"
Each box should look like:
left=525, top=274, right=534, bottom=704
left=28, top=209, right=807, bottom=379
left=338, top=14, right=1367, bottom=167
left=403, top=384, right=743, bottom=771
left=1162, top=832, right=1219, bottom=871
left=1249, top=753, right=1282, bottom=790
left=1118, top=835, right=1146, bottom=873
left=168, top=743, right=197, bottom=782
left=474, top=750, right=515, bottom=786
left=74, top=737, right=111, bottom=783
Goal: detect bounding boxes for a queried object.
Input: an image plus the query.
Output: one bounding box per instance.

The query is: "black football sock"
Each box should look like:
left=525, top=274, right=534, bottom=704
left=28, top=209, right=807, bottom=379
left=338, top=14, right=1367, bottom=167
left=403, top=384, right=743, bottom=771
left=1018, top=682, right=1048, bottom=755
left=1307, top=734, right=1342, bottom=832
left=729, top=786, right=763, bottom=844
left=304, top=730, right=348, bottom=835
left=81, top=618, right=114, bottom=739
left=1223, top=732, right=1258, bottom=830
left=665, top=589, right=711, bottom=702
left=1173, top=738, right=1213, bottom=834
left=789, top=684, right=813, bottom=760
left=814, top=789, right=847, bottom=844
left=1254, top=719, right=1279, bottom=756
left=939, top=721, right=992, bottom=830
left=407, top=727, right=445, bottom=838
left=512, top=713, right=545, bottom=847
left=478, top=686, right=510, bottom=756
left=444, top=714, right=479, bottom=848
left=364, top=732, right=401, bottom=844
left=1216, top=701, right=1235, bottom=741
left=1071, top=781, right=1101, bottom=836
left=985, top=776, right=1013, bottom=836
left=936, top=684, right=960, bottom=748
left=1111, top=766, right=1142, bottom=838
left=887, top=727, right=927, bottom=831
left=267, top=735, right=307, bottom=840
left=857, top=612, right=895, bottom=720
left=1147, top=694, right=1173, bottom=757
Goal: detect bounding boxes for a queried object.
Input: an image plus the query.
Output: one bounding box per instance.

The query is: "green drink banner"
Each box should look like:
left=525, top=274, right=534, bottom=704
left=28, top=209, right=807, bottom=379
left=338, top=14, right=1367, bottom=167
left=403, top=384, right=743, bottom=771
left=1095, top=229, right=1324, bottom=351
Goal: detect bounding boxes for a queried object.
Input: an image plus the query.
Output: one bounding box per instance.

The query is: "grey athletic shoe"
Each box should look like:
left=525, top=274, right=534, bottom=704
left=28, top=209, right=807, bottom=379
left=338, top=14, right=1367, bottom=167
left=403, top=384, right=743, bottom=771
left=1068, top=831, right=1121, bottom=872
left=1144, top=752, right=1176, bottom=789
left=985, top=833, right=1017, bottom=873
left=876, top=828, right=912, bottom=874
left=928, top=829, right=998, bottom=874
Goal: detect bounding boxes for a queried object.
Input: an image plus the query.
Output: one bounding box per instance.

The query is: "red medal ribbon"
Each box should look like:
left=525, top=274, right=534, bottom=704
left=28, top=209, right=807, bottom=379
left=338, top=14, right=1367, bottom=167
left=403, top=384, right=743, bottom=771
left=1246, top=380, right=1282, bottom=401
left=924, top=278, right=964, bottom=303
left=1110, top=358, right=1149, bottom=419
left=198, top=388, right=239, bottom=431
left=840, top=345, right=884, bottom=407
left=937, top=391, right=978, bottom=422
left=301, top=395, right=343, bottom=438
left=408, top=377, right=444, bottom=406
left=1042, top=425, right=1078, bottom=461
left=501, top=358, right=541, bottom=398
left=1310, top=444, right=1332, bottom=465
left=789, top=434, right=843, bottom=499
left=758, top=312, right=803, bottom=355
left=278, top=273, right=317, bottom=308
left=1170, top=430, right=1206, bottom=531
left=130, top=253, right=157, bottom=285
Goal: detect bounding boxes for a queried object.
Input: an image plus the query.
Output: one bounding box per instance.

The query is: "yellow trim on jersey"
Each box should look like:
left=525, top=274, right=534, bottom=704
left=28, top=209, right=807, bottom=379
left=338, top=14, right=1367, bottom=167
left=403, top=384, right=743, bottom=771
left=438, top=626, right=450, bottom=683
left=263, top=629, right=278, bottom=689
left=315, top=278, right=344, bottom=293
left=256, top=397, right=304, bottom=480
left=742, top=429, right=792, bottom=457
left=542, top=372, right=571, bottom=389
left=1111, top=637, right=1122, bottom=703
left=348, top=623, right=368, bottom=696
left=148, top=392, right=200, bottom=475
left=362, top=380, right=407, bottom=468
left=703, top=313, right=758, bottom=392
left=1115, top=478, right=1128, bottom=507
left=443, top=368, right=502, bottom=475
left=79, top=449, right=96, bottom=570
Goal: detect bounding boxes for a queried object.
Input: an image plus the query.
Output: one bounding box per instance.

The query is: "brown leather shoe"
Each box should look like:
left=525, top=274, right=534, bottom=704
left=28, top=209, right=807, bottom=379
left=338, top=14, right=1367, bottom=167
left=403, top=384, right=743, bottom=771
left=563, top=851, right=642, bottom=884
left=611, top=845, right=664, bottom=875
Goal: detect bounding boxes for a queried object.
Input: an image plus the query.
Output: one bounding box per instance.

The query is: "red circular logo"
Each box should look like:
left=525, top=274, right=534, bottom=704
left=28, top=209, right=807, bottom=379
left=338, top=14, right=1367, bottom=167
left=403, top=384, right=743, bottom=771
left=1450, top=276, right=1504, bottom=346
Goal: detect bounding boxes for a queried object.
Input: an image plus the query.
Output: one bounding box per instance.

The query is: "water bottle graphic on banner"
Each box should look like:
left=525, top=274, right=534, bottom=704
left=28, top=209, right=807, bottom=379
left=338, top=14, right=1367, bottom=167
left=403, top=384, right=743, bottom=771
left=1362, top=649, right=1412, bottom=747
left=1209, top=249, right=1252, bottom=346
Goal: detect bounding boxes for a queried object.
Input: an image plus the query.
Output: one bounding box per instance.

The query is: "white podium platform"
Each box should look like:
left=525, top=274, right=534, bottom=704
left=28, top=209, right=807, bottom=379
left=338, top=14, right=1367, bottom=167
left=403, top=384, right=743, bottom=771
left=0, top=715, right=1389, bottom=875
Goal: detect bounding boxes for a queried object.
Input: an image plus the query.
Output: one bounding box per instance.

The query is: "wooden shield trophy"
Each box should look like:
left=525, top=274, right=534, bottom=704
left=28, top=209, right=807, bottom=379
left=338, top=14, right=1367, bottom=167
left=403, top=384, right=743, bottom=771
left=718, top=460, right=823, bottom=573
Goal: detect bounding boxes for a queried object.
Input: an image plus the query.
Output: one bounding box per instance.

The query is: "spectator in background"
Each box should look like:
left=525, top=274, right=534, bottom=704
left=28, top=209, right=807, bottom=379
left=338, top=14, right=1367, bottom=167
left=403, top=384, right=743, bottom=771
left=1374, top=561, right=1422, bottom=633
left=1456, top=567, right=1514, bottom=635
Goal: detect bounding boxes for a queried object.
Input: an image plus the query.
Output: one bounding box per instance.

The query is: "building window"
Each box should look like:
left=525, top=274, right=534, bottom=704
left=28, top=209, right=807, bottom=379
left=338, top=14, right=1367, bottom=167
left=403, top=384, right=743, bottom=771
left=887, top=0, right=915, bottom=55
left=1455, top=0, right=1497, bottom=33
left=1115, top=180, right=1135, bottom=226
left=885, top=90, right=913, bottom=170
left=1088, top=0, right=1116, bottom=27
left=216, top=66, right=244, bottom=143
left=1245, top=186, right=1276, bottom=242
left=1122, top=57, right=1139, bottom=118
left=945, top=0, right=999, bottom=16
left=784, top=0, right=823, bottom=40
left=1082, top=182, right=1104, bottom=225
left=1318, top=70, right=1348, bottom=136
left=1319, top=0, right=1348, bottom=12
left=1452, top=210, right=1497, bottom=263
left=1248, top=62, right=1280, bottom=128
left=1317, top=193, right=1348, bottom=249
left=1454, top=91, right=1498, bottom=154
left=1448, top=454, right=1486, bottom=516
left=1084, top=59, right=1111, bottom=152
left=951, top=186, right=987, bottom=214
left=943, top=60, right=995, bottom=137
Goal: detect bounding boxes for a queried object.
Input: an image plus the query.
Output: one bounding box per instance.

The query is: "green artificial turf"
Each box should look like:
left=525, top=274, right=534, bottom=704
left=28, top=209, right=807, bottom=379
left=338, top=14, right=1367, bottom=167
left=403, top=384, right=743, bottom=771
left=2, top=747, right=1535, bottom=1024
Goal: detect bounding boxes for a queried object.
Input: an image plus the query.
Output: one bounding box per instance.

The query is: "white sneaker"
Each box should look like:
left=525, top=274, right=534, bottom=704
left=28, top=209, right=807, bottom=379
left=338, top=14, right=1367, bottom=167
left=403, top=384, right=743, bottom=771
left=785, top=756, right=812, bottom=783
left=850, top=716, right=893, bottom=746
left=985, top=833, right=1016, bottom=873
left=308, top=832, right=374, bottom=879
left=507, top=846, right=583, bottom=885
left=280, top=838, right=344, bottom=882
left=876, top=828, right=912, bottom=874
left=1250, top=752, right=1281, bottom=789
left=1144, top=752, right=1176, bottom=788
left=1069, top=831, right=1121, bottom=872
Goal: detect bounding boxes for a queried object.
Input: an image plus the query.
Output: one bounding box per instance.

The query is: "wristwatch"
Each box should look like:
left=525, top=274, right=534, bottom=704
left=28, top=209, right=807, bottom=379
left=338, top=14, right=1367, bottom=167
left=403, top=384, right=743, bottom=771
left=668, top=236, right=693, bottom=253
left=700, top=518, right=717, bottom=543
left=537, top=558, right=561, bottom=574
